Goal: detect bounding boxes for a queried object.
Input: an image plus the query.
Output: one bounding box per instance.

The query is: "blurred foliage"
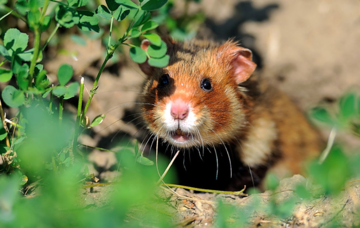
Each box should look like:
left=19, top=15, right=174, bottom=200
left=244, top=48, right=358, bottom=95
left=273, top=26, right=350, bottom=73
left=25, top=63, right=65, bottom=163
left=0, top=0, right=177, bottom=227
left=152, top=0, right=205, bottom=41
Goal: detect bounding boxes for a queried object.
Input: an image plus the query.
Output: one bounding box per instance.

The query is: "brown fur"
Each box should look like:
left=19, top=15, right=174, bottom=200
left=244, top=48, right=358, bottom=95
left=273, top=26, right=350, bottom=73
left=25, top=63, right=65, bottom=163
left=139, top=39, right=323, bottom=190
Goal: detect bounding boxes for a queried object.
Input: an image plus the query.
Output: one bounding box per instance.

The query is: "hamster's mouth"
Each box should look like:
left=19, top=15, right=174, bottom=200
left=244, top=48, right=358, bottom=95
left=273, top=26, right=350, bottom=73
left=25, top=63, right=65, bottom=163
left=169, top=129, right=195, bottom=144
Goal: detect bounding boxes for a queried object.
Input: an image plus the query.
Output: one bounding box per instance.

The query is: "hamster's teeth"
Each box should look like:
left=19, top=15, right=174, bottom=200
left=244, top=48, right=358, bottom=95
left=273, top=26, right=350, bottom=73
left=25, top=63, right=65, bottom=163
left=176, top=129, right=184, bottom=136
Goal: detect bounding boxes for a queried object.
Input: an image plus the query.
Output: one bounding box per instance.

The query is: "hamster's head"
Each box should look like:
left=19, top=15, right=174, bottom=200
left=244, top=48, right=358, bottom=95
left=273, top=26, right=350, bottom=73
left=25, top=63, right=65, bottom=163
left=139, top=39, right=257, bottom=148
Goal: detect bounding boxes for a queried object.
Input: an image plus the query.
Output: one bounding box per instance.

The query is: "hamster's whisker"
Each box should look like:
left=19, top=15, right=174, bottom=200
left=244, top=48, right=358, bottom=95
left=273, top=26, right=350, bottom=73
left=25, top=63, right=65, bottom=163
left=195, top=146, right=203, bottom=161
left=182, top=150, right=187, bottom=171
left=204, top=123, right=233, bottom=179
left=248, top=165, right=255, bottom=189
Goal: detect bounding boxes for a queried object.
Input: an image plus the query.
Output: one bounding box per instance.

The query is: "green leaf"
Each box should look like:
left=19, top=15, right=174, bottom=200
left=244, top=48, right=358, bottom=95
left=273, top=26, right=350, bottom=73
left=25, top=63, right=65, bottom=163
left=13, top=90, right=25, bottom=107
left=52, top=86, right=67, bottom=97
left=16, top=64, right=29, bottom=90
left=29, top=0, right=45, bottom=10
left=141, top=0, right=168, bottom=11
left=27, top=10, right=41, bottom=31
left=171, top=28, right=196, bottom=41
left=339, top=93, right=356, bottom=119
left=134, top=140, right=139, bottom=156
left=276, top=197, right=296, bottom=219
left=15, top=0, right=29, bottom=15
left=18, top=49, right=34, bottom=61
left=115, top=0, right=138, bottom=9
left=141, top=20, right=158, bottom=32
left=96, top=5, right=112, bottom=20
left=64, top=82, right=79, bottom=99
left=77, top=10, right=100, bottom=32
left=11, top=56, right=22, bottom=75
left=129, top=29, right=141, bottom=38
left=148, top=55, right=169, bottom=68
left=265, top=173, right=279, bottom=191
left=4, top=28, right=29, bottom=56
left=147, top=40, right=167, bottom=57
left=0, top=45, right=11, bottom=61
left=0, top=69, right=13, bottom=82
left=90, top=114, right=105, bottom=127
left=136, top=156, right=154, bottom=166
left=0, top=175, right=22, bottom=217
left=59, top=153, right=66, bottom=162
left=309, top=146, right=350, bottom=195
left=42, top=88, right=52, bottom=98
left=295, top=184, right=312, bottom=200
left=55, top=5, right=78, bottom=28
left=41, top=15, right=51, bottom=31
left=132, top=10, right=150, bottom=27
left=57, top=64, right=73, bottom=86
left=129, top=46, right=147, bottom=64
left=143, top=33, right=161, bottom=46
left=310, top=107, right=334, bottom=125
left=106, top=0, right=120, bottom=11
left=35, top=69, right=49, bottom=90
left=21, top=175, right=28, bottom=185
left=113, top=5, right=130, bottom=21
left=2, top=85, right=25, bottom=107
left=68, top=0, right=89, bottom=7
left=70, top=35, right=87, bottom=46
left=0, top=127, right=7, bottom=141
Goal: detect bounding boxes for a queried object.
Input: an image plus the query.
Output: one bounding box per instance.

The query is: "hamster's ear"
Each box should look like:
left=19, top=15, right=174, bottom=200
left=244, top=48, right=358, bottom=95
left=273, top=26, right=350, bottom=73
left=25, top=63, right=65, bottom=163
left=232, top=48, right=257, bottom=84
left=139, top=39, right=153, bottom=75
left=218, top=41, right=257, bottom=84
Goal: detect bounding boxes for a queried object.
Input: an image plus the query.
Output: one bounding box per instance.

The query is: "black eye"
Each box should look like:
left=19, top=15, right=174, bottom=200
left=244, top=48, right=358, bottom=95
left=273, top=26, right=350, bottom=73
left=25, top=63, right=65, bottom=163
left=200, top=78, right=212, bottom=92
left=157, top=74, right=170, bottom=89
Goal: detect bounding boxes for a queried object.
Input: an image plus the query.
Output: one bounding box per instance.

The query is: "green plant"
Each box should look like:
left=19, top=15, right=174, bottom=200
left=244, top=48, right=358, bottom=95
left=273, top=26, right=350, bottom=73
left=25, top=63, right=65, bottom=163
left=0, top=0, right=170, bottom=173
left=0, top=0, right=175, bottom=226
left=152, top=0, right=205, bottom=41
left=311, top=92, right=360, bottom=137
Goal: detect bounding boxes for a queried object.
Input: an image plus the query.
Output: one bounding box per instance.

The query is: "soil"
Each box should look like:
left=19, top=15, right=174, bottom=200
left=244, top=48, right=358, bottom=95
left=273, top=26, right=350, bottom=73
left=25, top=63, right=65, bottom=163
left=22, top=0, right=360, bottom=227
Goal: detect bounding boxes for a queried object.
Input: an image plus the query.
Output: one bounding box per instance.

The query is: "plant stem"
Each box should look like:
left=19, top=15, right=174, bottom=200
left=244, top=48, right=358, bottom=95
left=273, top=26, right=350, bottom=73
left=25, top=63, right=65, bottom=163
left=72, top=77, right=84, bottom=160
left=0, top=10, right=13, bottom=22
left=41, top=23, right=60, bottom=52
left=157, top=150, right=180, bottom=185
left=59, top=96, right=64, bottom=122
left=81, top=8, right=126, bottom=119
left=40, top=0, right=50, bottom=21
left=108, top=17, right=114, bottom=49
left=0, top=59, right=6, bottom=68
left=82, top=51, right=112, bottom=118
left=49, top=88, right=53, bottom=112
left=5, top=119, right=22, bottom=129
left=79, top=144, right=117, bottom=153
left=318, top=127, right=337, bottom=164
left=126, top=8, right=140, bottom=34
left=28, top=0, right=50, bottom=88
left=28, top=27, right=41, bottom=88
left=0, top=5, right=26, bottom=22
left=162, top=183, right=247, bottom=196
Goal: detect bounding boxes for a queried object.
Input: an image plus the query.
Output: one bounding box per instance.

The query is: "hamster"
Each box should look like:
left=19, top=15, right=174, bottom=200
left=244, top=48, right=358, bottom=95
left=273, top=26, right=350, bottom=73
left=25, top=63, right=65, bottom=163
left=138, top=38, right=323, bottom=190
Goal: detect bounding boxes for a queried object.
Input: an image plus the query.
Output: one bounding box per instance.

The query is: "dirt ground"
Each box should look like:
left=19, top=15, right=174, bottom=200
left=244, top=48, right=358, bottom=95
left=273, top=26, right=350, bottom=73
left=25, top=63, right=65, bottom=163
left=42, top=0, right=360, bottom=227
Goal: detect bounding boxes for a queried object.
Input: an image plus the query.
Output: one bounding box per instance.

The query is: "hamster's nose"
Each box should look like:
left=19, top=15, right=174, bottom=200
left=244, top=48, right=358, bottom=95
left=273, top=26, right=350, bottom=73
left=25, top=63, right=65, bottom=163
left=171, top=99, right=189, bottom=120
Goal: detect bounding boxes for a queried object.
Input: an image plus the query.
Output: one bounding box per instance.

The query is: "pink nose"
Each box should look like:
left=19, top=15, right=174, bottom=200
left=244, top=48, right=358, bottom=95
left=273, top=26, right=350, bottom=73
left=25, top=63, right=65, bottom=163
left=171, top=100, right=189, bottom=120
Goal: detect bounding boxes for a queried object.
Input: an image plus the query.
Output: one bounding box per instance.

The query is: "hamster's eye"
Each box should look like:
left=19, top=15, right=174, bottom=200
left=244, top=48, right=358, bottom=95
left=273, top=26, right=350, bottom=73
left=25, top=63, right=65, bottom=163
left=200, top=78, right=212, bottom=92
left=157, top=74, right=170, bottom=89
